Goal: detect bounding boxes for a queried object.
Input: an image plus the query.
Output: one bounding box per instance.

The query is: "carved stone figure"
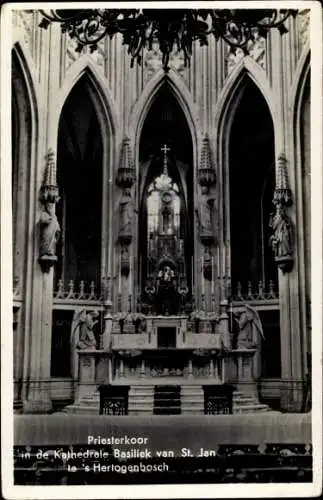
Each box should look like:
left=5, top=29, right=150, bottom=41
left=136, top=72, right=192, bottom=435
left=235, top=304, right=265, bottom=349
left=119, top=196, right=134, bottom=239
left=39, top=202, right=60, bottom=257
left=269, top=205, right=294, bottom=259
left=71, top=309, right=99, bottom=350
left=195, top=198, right=215, bottom=244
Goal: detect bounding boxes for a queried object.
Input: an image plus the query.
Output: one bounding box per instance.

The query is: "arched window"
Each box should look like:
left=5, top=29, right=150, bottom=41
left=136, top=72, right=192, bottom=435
left=56, top=76, right=103, bottom=292
left=138, top=83, right=193, bottom=311
left=229, top=78, right=277, bottom=293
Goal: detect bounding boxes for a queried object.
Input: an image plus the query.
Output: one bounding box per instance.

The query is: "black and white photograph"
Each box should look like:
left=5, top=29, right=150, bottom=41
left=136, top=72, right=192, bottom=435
left=1, top=2, right=322, bottom=498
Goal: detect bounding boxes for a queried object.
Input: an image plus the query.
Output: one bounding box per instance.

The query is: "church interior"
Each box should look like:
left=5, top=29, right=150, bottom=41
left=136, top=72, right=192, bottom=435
left=11, top=9, right=311, bottom=420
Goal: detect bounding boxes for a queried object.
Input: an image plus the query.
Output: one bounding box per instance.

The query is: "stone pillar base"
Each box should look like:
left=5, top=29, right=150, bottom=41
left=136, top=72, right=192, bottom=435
left=22, top=398, right=52, bottom=414
left=232, top=349, right=257, bottom=397
left=22, top=381, right=52, bottom=413
left=280, top=379, right=305, bottom=412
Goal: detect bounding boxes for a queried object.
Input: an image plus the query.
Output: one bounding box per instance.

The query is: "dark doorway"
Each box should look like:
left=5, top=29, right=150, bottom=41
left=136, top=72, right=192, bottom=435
left=157, top=327, right=177, bottom=348
left=229, top=78, right=277, bottom=293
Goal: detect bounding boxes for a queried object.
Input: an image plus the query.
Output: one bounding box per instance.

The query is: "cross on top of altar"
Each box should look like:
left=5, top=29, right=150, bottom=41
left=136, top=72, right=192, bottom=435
left=161, top=144, right=170, bottom=176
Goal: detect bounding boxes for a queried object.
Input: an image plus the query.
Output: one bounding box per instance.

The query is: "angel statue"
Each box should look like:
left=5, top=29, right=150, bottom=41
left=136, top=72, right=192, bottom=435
left=234, top=304, right=265, bottom=349
left=70, top=309, right=100, bottom=383
left=71, top=309, right=99, bottom=350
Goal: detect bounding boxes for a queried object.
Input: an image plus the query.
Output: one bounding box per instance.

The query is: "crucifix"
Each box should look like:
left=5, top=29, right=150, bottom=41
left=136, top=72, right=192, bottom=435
left=161, top=144, right=171, bottom=176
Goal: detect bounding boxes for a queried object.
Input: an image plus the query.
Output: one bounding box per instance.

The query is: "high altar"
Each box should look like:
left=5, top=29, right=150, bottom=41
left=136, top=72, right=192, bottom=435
left=66, top=145, right=266, bottom=416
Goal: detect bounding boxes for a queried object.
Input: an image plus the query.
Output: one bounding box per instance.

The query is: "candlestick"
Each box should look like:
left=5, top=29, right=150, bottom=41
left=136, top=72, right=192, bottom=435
left=128, top=253, right=132, bottom=296
left=139, top=256, right=142, bottom=287
left=211, top=256, right=215, bottom=295
left=118, top=253, right=121, bottom=295
left=191, top=256, right=194, bottom=288
left=201, top=255, right=205, bottom=295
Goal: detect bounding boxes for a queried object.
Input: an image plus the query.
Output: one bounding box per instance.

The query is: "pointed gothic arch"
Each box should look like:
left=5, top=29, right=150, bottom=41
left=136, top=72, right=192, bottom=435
left=127, top=69, right=200, bottom=171
left=291, top=53, right=311, bottom=366
left=55, top=72, right=110, bottom=291
left=57, top=56, right=118, bottom=138
left=216, top=67, right=280, bottom=378
left=214, top=57, right=277, bottom=137
left=56, top=64, right=117, bottom=284
left=12, top=42, right=39, bottom=408
left=12, top=43, right=39, bottom=290
left=134, top=74, right=196, bottom=313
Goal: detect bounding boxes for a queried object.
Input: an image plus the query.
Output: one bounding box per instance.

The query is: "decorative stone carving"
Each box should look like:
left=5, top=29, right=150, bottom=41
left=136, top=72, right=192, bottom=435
left=143, top=41, right=186, bottom=84
left=65, top=34, right=82, bottom=72
left=270, top=154, right=295, bottom=273
left=297, top=9, right=310, bottom=51
left=120, top=245, right=130, bottom=276
left=202, top=246, right=213, bottom=281
left=116, top=137, right=136, bottom=194
left=195, top=197, right=215, bottom=245
left=269, top=206, right=294, bottom=272
left=234, top=304, right=265, bottom=349
left=39, top=149, right=60, bottom=273
left=198, top=135, right=216, bottom=194
left=119, top=193, right=135, bottom=245
left=71, top=309, right=99, bottom=350
left=13, top=11, right=34, bottom=59
left=226, top=32, right=266, bottom=75
left=39, top=202, right=60, bottom=261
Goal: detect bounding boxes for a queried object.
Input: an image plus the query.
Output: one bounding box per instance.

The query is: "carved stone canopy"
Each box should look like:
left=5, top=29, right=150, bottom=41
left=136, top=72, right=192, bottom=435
left=198, top=135, right=216, bottom=194
left=116, top=137, right=135, bottom=192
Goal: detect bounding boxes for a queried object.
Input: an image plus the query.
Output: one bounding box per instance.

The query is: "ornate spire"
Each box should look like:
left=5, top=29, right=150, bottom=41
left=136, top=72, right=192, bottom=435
left=273, top=153, right=292, bottom=206
left=40, top=149, right=59, bottom=203
left=198, top=134, right=216, bottom=194
left=116, top=137, right=136, bottom=193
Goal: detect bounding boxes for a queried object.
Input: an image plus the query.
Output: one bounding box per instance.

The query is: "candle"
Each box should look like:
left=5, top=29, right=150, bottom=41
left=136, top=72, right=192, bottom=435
left=222, top=247, right=225, bottom=278
left=139, top=256, right=142, bottom=287
left=201, top=256, right=205, bottom=295
left=118, top=253, right=121, bottom=295
left=129, top=257, right=132, bottom=296
left=217, top=247, right=220, bottom=278
left=211, top=256, right=215, bottom=294
left=191, top=256, right=194, bottom=287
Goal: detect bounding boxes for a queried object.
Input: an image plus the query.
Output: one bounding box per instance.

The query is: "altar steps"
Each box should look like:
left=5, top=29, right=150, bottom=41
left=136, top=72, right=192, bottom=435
left=58, top=387, right=271, bottom=415
left=60, top=391, right=100, bottom=414
left=128, top=385, right=154, bottom=415
left=153, top=386, right=181, bottom=415
left=233, top=392, right=271, bottom=414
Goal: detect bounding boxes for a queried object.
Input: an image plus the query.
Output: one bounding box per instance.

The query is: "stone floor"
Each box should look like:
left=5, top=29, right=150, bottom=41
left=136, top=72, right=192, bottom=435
left=14, top=413, right=311, bottom=449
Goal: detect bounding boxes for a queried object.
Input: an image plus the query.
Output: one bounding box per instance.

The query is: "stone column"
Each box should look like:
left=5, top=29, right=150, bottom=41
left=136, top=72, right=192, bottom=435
left=218, top=300, right=230, bottom=349
left=271, top=30, right=305, bottom=412
left=22, top=24, right=61, bottom=413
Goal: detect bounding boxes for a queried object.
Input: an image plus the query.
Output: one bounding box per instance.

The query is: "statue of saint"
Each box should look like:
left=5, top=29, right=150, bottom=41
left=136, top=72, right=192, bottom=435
left=195, top=198, right=214, bottom=235
left=71, top=309, right=99, bottom=350
left=158, top=265, right=175, bottom=283
left=269, top=205, right=294, bottom=259
left=120, top=197, right=134, bottom=235
left=39, top=202, right=60, bottom=257
left=235, top=304, right=265, bottom=349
